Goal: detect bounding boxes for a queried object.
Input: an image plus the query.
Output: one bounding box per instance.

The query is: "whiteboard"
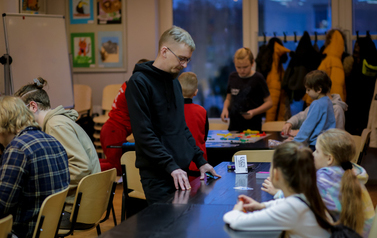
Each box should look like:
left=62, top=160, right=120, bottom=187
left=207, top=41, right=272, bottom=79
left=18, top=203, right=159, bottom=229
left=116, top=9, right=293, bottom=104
left=3, top=13, right=74, bottom=108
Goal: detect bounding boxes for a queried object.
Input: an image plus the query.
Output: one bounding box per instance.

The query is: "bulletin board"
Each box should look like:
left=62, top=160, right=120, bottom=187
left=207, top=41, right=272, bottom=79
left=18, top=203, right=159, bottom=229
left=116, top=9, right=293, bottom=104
left=66, top=0, right=127, bottom=73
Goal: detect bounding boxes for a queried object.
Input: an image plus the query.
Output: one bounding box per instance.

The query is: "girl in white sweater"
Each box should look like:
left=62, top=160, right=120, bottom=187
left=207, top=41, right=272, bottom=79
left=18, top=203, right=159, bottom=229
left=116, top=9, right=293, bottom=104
left=223, top=142, right=332, bottom=238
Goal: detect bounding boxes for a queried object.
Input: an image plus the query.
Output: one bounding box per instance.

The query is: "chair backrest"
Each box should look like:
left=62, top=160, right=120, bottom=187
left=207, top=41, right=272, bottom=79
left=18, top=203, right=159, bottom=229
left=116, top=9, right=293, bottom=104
left=121, top=151, right=145, bottom=198
left=32, top=187, right=69, bottom=238
left=262, top=121, right=286, bottom=132
left=232, top=150, right=275, bottom=163
left=357, top=129, right=372, bottom=164
left=126, top=133, right=135, bottom=143
left=0, top=214, right=12, bottom=238
left=209, top=122, right=229, bottom=130
left=72, top=168, right=117, bottom=224
left=102, top=84, right=122, bottom=112
left=360, top=129, right=372, bottom=154
left=73, top=84, right=92, bottom=115
left=368, top=206, right=377, bottom=238
left=351, top=135, right=362, bottom=163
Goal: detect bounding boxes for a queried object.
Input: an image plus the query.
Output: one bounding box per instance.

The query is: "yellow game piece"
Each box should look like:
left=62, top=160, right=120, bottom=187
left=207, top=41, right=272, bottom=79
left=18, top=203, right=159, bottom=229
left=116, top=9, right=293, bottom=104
left=243, top=129, right=259, bottom=134
left=217, top=133, right=233, bottom=138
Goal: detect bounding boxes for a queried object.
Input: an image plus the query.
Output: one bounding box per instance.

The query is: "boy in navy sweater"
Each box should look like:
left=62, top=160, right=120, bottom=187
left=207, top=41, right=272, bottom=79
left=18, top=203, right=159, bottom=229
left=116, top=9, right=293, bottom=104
left=178, top=72, right=209, bottom=181
left=290, top=70, right=336, bottom=150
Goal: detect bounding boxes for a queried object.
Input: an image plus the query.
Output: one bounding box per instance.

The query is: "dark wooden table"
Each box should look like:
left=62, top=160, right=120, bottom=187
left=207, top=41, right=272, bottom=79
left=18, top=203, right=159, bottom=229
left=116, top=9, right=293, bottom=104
left=160, top=162, right=274, bottom=204
left=113, top=131, right=284, bottom=166
left=98, top=162, right=282, bottom=238
left=98, top=203, right=281, bottom=238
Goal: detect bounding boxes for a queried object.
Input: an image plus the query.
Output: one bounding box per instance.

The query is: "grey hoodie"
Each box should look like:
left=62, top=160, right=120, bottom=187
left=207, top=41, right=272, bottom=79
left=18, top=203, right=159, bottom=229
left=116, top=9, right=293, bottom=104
left=287, top=94, right=348, bottom=129
left=43, top=106, right=101, bottom=212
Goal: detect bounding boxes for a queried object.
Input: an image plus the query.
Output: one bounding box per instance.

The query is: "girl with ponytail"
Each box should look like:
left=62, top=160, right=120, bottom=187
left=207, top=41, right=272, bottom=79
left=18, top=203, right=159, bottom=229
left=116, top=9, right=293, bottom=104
left=263, top=128, right=375, bottom=237
left=314, top=129, right=374, bottom=237
left=224, top=142, right=332, bottom=237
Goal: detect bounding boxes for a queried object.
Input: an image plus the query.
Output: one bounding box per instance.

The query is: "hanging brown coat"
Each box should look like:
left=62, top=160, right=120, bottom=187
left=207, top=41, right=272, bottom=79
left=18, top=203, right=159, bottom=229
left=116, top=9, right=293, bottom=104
left=266, top=42, right=290, bottom=121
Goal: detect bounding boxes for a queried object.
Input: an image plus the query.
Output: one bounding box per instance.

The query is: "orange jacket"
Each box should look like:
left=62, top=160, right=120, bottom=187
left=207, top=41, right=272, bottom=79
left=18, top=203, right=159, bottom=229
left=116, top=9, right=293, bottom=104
left=306, top=30, right=346, bottom=105
left=266, top=42, right=290, bottom=121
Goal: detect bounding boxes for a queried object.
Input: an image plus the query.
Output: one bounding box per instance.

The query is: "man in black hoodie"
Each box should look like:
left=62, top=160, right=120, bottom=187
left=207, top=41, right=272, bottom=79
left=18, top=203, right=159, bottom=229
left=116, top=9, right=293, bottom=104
left=126, top=26, right=220, bottom=205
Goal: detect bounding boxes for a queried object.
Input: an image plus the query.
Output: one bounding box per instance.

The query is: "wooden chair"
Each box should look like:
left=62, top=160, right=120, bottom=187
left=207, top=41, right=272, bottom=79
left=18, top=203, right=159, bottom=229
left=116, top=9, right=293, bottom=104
left=357, top=128, right=372, bottom=164
left=93, top=84, right=122, bottom=125
left=126, top=133, right=135, bottom=143
left=0, top=214, right=12, bottom=238
left=208, top=118, right=229, bottom=130
left=368, top=206, right=377, bottom=238
left=232, top=150, right=275, bottom=163
left=93, top=84, right=122, bottom=157
left=209, top=122, right=228, bottom=130
left=32, top=187, right=69, bottom=238
left=351, top=135, right=362, bottom=164
left=121, top=151, right=147, bottom=221
left=73, top=84, right=92, bottom=116
left=261, top=121, right=286, bottom=132
left=58, top=168, right=117, bottom=237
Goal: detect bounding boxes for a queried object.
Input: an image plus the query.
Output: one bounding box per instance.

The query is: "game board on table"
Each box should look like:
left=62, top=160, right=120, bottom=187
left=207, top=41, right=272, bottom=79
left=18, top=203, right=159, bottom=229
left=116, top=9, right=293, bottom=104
left=207, top=129, right=269, bottom=143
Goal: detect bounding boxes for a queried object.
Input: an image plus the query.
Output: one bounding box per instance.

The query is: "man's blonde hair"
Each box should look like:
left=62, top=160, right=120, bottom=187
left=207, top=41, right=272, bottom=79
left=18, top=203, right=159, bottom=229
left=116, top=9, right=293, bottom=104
left=159, top=26, right=196, bottom=51
left=178, top=72, right=198, bottom=98
left=234, top=47, right=254, bottom=64
left=0, top=96, right=40, bottom=134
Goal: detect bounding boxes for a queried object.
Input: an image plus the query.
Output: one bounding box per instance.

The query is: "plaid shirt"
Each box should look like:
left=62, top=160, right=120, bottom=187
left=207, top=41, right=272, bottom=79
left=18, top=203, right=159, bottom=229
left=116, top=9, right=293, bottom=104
left=0, top=126, right=70, bottom=238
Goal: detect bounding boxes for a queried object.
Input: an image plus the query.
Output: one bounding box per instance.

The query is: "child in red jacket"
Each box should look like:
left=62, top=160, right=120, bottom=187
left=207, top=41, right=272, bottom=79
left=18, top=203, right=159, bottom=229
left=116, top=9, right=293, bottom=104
left=178, top=72, right=209, bottom=181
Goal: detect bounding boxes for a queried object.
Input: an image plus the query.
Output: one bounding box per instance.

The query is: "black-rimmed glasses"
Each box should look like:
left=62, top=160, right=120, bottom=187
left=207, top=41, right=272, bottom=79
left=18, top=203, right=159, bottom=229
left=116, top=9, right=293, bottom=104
left=167, top=47, right=191, bottom=65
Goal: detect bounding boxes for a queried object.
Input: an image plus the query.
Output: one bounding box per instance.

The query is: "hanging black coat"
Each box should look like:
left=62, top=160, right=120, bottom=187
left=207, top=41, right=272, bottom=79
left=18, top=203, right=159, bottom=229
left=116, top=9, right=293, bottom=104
left=345, top=35, right=377, bottom=135
left=282, top=31, right=322, bottom=102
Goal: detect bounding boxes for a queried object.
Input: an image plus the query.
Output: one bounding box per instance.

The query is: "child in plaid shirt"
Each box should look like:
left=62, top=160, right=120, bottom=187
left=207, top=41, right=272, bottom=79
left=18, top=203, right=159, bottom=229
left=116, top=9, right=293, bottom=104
left=0, top=96, right=70, bottom=238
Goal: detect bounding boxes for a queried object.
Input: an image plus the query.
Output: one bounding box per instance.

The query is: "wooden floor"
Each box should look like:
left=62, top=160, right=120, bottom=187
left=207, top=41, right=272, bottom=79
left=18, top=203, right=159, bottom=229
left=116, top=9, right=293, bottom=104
left=71, top=147, right=377, bottom=238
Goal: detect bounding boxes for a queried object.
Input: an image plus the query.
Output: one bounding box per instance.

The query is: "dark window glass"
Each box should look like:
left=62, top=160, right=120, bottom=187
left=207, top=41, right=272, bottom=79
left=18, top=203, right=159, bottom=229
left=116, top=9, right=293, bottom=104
left=258, top=0, right=331, bottom=37
left=173, top=0, right=243, bottom=117
left=353, top=0, right=377, bottom=35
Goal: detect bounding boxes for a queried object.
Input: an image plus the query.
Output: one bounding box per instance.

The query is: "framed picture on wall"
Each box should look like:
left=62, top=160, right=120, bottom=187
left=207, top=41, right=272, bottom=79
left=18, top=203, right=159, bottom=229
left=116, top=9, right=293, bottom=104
left=98, top=31, right=123, bottom=68
left=97, top=0, right=122, bottom=24
left=19, top=0, right=46, bottom=14
left=67, top=0, right=127, bottom=72
left=69, top=0, right=94, bottom=24
left=71, top=32, right=96, bottom=68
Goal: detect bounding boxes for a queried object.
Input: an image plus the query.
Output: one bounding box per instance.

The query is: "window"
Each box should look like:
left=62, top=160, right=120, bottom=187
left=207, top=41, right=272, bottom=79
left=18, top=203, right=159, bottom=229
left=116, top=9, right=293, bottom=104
left=258, top=0, right=332, bottom=37
left=173, top=0, right=243, bottom=117
left=353, top=0, right=377, bottom=35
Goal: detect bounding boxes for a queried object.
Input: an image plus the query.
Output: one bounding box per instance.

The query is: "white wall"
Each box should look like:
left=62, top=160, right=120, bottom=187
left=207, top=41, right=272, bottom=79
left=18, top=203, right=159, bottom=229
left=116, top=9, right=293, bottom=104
left=0, top=0, right=161, bottom=113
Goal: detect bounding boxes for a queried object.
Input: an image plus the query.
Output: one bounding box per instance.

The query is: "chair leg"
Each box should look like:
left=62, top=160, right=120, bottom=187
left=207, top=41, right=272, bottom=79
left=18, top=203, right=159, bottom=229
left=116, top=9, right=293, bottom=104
left=111, top=203, right=117, bottom=226
left=121, top=194, right=126, bottom=221
left=35, top=215, right=45, bottom=238
left=100, top=182, right=117, bottom=225
left=121, top=164, right=127, bottom=221
left=96, top=224, right=101, bottom=235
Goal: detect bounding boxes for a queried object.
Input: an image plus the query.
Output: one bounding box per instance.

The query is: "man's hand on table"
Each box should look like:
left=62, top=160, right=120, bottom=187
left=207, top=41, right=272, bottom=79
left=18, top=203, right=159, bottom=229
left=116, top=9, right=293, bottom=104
left=199, top=163, right=222, bottom=180
left=171, top=169, right=191, bottom=190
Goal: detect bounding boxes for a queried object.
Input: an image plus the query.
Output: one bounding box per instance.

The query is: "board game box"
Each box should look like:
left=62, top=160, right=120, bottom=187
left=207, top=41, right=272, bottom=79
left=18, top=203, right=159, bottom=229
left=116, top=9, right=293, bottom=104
left=207, top=129, right=270, bottom=143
